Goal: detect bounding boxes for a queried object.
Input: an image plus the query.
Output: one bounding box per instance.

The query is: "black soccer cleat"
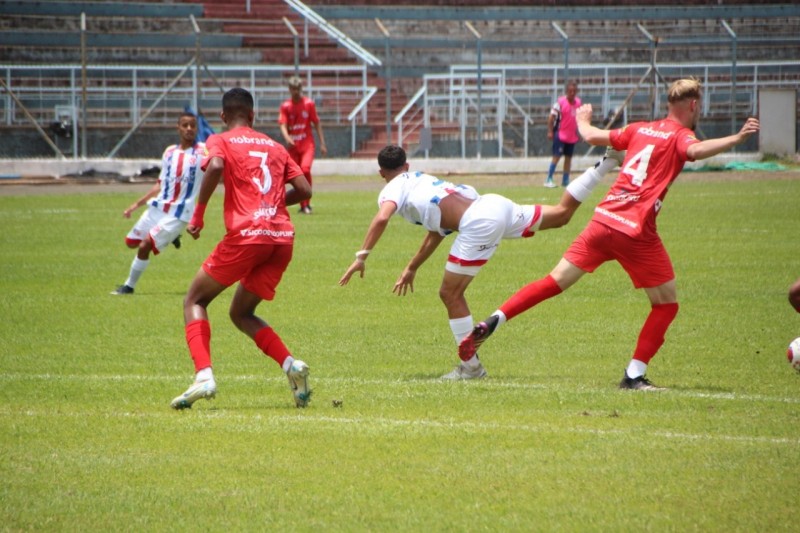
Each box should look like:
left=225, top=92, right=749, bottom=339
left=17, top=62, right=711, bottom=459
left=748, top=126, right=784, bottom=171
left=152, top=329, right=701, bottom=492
left=172, top=235, right=182, bottom=249
left=110, top=284, right=134, bottom=295
left=618, top=373, right=666, bottom=391
left=458, top=314, right=500, bottom=360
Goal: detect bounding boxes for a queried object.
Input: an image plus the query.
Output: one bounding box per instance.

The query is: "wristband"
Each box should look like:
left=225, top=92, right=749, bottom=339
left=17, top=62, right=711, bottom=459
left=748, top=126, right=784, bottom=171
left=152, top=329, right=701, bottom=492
left=355, top=249, right=371, bottom=263
left=190, top=203, right=207, bottom=229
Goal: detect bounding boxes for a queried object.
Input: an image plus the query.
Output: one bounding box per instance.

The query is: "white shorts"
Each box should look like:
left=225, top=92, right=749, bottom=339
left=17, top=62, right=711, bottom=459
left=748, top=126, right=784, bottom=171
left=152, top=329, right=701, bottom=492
left=126, top=206, right=186, bottom=254
left=445, top=193, right=542, bottom=276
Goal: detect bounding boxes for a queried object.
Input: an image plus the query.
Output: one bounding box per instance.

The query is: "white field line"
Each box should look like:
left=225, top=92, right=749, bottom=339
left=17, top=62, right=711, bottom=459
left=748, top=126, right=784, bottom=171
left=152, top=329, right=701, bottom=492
left=4, top=408, right=798, bottom=447
left=2, top=372, right=800, bottom=405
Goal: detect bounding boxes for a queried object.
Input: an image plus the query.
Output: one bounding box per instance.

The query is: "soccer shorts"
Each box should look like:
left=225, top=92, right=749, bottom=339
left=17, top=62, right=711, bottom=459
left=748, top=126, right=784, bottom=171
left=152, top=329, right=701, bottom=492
left=553, top=137, right=576, bottom=158
left=446, top=194, right=542, bottom=276
left=126, top=206, right=186, bottom=254
left=202, top=240, right=293, bottom=301
left=563, top=220, right=674, bottom=289
left=289, top=144, right=315, bottom=177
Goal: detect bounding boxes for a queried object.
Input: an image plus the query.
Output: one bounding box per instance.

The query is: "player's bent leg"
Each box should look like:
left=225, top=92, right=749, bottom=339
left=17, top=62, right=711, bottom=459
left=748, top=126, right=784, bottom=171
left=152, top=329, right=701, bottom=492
left=789, top=278, right=800, bottom=313
left=184, top=268, right=228, bottom=324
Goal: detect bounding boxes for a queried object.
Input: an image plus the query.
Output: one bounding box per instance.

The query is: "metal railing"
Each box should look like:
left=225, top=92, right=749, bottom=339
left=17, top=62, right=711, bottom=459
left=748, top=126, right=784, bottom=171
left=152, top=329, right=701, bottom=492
left=0, top=63, right=373, bottom=128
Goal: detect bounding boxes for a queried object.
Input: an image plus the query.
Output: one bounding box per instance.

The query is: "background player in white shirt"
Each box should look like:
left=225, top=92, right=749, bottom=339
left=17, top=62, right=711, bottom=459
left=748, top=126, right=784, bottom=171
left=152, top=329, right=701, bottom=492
left=111, top=112, right=206, bottom=295
left=339, top=144, right=616, bottom=379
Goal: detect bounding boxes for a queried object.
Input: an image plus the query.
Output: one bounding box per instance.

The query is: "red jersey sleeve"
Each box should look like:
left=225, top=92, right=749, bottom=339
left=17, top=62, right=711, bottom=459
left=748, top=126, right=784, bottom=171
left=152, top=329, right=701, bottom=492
left=609, top=123, right=640, bottom=152
left=306, top=99, right=319, bottom=124
left=676, top=129, right=700, bottom=162
left=277, top=101, right=290, bottom=125
left=201, top=134, right=225, bottom=171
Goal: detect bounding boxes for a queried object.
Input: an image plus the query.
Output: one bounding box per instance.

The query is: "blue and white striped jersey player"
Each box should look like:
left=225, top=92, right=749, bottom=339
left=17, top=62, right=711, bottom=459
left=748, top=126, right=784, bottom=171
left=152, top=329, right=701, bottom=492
left=111, top=112, right=206, bottom=295
left=339, top=144, right=620, bottom=379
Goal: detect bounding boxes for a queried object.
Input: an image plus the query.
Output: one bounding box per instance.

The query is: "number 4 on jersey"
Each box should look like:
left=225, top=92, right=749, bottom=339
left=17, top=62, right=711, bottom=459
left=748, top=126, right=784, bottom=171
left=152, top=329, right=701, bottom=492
left=621, top=144, right=655, bottom=187
left=249, top=151, right=273, bottom=194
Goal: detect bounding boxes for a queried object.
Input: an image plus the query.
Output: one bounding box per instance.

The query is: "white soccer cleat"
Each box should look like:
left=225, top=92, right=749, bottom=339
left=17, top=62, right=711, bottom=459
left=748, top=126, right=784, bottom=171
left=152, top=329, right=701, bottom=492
left=170, top=379, right=216, bottom=410
left=605, top=147, right=626, bottom=166
left=441, top=362, right=488, bottom=381
left=287, top=360, right=312, bottom=408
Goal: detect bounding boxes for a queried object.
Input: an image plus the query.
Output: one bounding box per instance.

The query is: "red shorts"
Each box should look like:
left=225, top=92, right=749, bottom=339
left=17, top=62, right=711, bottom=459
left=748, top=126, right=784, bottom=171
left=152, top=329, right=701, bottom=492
left=563, top=220, right=674, bottom=289
left=288, top=144, right=315, bottom=177
left=202, top=240, right=293, bottom=301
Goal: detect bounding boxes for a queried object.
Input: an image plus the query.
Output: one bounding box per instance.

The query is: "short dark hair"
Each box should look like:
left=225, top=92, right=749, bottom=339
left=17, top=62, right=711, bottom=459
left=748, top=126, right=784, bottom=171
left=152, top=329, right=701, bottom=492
left=178, top=111, right=196, bottom=123
left=222, top=88, right=254, bottom=117
left=377, top=145, right=406, bottom=170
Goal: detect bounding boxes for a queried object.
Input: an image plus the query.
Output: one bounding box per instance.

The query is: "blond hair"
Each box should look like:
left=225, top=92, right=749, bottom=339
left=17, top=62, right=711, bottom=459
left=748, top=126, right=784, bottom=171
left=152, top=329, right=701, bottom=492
left=667, top=78, right=701, bottom=104
left=287, top=75, right=303, bottom=89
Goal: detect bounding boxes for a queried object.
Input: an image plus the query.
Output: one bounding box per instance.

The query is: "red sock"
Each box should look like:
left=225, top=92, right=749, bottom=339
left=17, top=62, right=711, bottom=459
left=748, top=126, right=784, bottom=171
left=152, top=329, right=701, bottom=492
left=185, top=319, right=212, bottom=372
left=499, top=275, right=563, bottom=321
left=254, top=326, right=291, bottom=367
left=632, top=303, right=679, bottom=364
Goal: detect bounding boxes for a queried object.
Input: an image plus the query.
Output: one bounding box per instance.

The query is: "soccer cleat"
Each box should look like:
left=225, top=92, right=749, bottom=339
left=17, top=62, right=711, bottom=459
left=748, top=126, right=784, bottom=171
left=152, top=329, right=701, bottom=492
left=170, top=379, right=217, bottom=409
left=287, top=360, right=312, bottom=407
left=299, top=205, right=313, bottom=215
left=458, top=315, right=500, bottom=360
left=441, top=362, right=488, bottom=380
left=172, top=235, right=182, bottom=249
left=605, top=147, right=626, bottom=166
left=110, top=284, right=134, bottom=295
left=561, top=178, right=569, bottom=187
left=618, top=373, right=666, bottom=391
left=543, top=179, right=557, bottom=188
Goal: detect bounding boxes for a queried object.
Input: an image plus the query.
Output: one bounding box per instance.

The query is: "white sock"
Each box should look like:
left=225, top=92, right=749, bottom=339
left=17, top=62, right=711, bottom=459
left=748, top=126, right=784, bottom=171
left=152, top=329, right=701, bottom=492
left=196, top=367, right=214, bottom=383
left=282, top=356, right=295, bottom=374
left=124, top=257, right=149, bottom=288
left=449, top=316, right=474, bottom=345
left=492, top=311, right=507, bottom=328
left=566, top=155, right=618, bottom=202
left=464, top=355, right=481, bottom=368
left=625, top=360, right=648, bottom=379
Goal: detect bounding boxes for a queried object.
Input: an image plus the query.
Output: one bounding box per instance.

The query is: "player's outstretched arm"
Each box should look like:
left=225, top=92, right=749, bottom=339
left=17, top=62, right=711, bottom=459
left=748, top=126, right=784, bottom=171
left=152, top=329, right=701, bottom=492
left=393, top=231, right=445, bottom=296
left=187, top=156, right=222, bottom=239
left=339, top=202, right=396, bottom=286
left=123, top=181, right=160, bottom=218
left=576, top=103, right=612, bottom=147
left=687, top=117, right=760, bottom=161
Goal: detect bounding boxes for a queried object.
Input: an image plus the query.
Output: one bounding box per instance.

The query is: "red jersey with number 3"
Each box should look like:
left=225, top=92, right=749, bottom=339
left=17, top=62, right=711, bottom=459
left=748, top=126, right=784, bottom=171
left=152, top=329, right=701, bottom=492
left=202, top=126, right=304, bottom=245
left=595, top=118, right=700, bottom=237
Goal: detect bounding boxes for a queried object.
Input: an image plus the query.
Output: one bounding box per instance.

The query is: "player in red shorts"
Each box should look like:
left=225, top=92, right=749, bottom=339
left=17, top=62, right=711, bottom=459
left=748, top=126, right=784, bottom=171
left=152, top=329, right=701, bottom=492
left=278, top=75, right=327, bottom=214
left=459, top=78, right=760, bottom=390
left=170, top=87, right=313, bottom=410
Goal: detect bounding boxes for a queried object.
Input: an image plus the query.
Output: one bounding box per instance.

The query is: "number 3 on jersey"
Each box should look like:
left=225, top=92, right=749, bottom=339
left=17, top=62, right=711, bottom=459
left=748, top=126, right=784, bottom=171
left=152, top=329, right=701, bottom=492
left=621, top=144, right=655, bottom=187
left=249, top=151, right=273, bottom=194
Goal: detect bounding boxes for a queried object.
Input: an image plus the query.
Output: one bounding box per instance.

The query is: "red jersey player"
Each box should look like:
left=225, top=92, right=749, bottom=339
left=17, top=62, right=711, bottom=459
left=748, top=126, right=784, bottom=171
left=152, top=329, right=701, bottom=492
left=278, top=75, right=327, bottom=214
left=170, top=87, right=313, bottom=410
left=459, top=78, right=759, bottom=390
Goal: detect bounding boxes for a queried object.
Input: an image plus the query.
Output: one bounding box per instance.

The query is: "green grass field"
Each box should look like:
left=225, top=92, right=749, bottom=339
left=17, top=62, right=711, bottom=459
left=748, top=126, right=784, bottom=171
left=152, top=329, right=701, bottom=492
left=1, top=173, right=799, bottom=531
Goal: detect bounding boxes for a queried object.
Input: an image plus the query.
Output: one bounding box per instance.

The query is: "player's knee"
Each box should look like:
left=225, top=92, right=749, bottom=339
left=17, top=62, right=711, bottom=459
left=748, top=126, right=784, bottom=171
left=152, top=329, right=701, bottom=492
left=789, top=281, right=800, bottom=312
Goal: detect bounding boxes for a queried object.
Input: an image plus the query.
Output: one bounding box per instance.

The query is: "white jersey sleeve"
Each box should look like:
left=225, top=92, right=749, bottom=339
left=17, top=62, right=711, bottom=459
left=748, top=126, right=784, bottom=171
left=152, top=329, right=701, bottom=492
left=378, top=171, right=479, bottom=235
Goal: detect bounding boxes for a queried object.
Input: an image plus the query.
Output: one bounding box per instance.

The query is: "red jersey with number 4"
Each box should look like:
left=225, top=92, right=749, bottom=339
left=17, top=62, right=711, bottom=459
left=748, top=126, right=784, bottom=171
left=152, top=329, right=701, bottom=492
left=595, top=118, right=700, bottom=238
left=202, top=126, right=304, bottom=245
left=278, top=96, right=319, bottom=151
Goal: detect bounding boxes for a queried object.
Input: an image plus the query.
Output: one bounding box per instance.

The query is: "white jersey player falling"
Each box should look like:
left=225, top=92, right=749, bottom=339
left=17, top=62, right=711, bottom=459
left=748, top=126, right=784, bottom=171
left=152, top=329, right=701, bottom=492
left=378, top=171, right=541, bottom=274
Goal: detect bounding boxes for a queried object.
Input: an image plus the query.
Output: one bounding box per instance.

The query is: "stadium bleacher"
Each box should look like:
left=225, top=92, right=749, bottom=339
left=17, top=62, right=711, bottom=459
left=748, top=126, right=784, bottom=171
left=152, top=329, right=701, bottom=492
left=0, top=0, right=797, bottom=159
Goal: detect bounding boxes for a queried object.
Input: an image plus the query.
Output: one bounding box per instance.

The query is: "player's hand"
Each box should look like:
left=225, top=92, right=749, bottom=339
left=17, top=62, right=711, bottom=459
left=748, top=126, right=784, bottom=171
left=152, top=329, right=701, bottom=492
left=737, top=117, right=760, bottom=142
left=547, top=131, right=554, bottom=140
left=320, top=144, right=328, bottom=156
left=576, top=103, right=594, bottom=123
left=123, top=207, right=134, bottom=218
left=187, top=224, right=202, bottom=239
left=392, top=268, right=416, bottom=296
left=339, top=261, right=365, bottom=286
